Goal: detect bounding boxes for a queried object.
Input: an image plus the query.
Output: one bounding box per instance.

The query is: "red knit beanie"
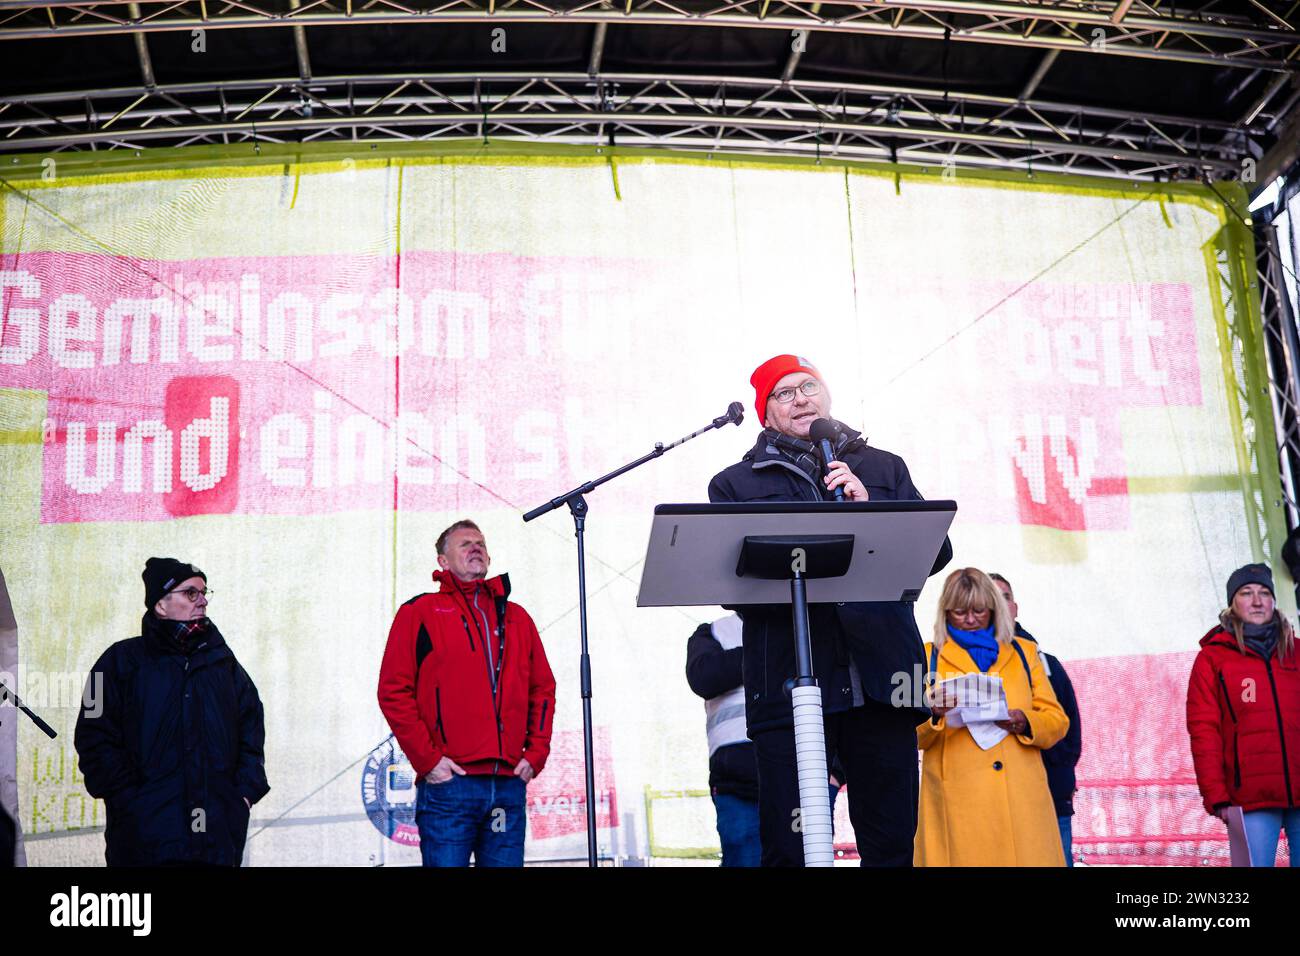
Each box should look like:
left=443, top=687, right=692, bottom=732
left=750, top=354, right=820, bottom=427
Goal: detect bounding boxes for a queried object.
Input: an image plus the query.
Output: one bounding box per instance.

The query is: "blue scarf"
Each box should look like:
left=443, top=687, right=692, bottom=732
left=946, top=624, right=1000, bottom=672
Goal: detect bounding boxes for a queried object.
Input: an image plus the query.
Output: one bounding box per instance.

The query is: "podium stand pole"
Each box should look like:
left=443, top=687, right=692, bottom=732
left=790, top=570, right=834, bottom=867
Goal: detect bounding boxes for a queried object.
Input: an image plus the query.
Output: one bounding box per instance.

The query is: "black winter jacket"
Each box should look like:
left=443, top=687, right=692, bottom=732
left=1018, top=624, right=1083, bottom=817
left=74, top=614, right=270, bottom=866
left=707, top=425, right=953, bottom=733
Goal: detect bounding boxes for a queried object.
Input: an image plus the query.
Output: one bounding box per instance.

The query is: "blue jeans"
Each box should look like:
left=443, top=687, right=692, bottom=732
left=1242, top=808, right=1300, bottom=867
left=1058, top=816, right=1074, bottom=867
left=713, top=794, right=761, bottom=867
left=415, top=774, right=527, bottom=867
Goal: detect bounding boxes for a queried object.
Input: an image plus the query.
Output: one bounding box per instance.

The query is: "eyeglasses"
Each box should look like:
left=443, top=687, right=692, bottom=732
left=168, top=587, right=212, bottom=602
left=770, top=380, right=822, bottom=404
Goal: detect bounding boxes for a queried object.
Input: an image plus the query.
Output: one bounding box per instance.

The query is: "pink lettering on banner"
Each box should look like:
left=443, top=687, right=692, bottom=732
left=897, top=281, right=1203, bottom=531
left=4, top=253, right=1205, bottom=531
left=525, top=726, right=619, bottom=841
left=1, top=250, right=659, bottom=524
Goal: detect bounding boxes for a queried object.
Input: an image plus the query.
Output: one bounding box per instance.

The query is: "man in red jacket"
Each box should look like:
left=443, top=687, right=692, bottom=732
left=378, top=519, right=556, bottom=867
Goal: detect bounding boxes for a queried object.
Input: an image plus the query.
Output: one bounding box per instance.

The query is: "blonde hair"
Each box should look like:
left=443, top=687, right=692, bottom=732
left=1218, top=606, right=1296, bottom=661
left=933, top=567, right=1015, bottom=653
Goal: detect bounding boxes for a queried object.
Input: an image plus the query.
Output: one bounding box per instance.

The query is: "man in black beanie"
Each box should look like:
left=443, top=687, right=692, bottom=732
left=74, top=558, right=269, bottom=866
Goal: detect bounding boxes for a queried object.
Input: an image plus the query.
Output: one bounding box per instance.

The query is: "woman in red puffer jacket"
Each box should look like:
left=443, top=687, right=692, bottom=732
left=1186, top=563, right=1300, bottom=866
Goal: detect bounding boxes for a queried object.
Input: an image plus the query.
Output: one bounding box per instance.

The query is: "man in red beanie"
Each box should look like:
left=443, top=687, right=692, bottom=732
left=708, top=355, right=952, bottom=866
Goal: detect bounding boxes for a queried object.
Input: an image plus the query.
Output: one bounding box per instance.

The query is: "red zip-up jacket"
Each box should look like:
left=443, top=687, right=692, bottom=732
left=1186, top=625, right=1300, bottom=815
left=377, top=570, right=556, bottom=778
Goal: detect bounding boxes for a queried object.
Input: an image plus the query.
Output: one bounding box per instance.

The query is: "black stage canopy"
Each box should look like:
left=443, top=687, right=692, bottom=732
left=1, top=0, right=1298, bottom=182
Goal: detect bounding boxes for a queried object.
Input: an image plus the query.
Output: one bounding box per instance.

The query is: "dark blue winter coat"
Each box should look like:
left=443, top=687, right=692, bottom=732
left=707, top=425, right=953, bottom=733
left=74, top=614, right=269, bottom=866
left=1017, top=624, right=1082, bottom=817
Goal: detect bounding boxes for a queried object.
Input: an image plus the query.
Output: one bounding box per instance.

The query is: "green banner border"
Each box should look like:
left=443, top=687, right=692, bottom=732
left=1204, top=210, right=1295, bottom=611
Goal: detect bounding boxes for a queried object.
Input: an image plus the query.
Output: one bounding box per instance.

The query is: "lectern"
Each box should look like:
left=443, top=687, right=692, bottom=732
left=638, top=500, right=956, bottom=866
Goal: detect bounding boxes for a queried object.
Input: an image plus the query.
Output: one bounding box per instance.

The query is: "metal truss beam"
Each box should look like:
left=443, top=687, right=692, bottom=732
left=1, top=0, right=1298, bottom=72
left=0, top=72, right=1252, bottom=179
left=1256, top=218, right=1300, bottom=526
left=126, top=1, right=155, bottom=88
left=287, top=0, right=312, bottom=82
left=1019, top=49, right=1059, bottom=101
left=1208, top=219, right=1286, bottom=564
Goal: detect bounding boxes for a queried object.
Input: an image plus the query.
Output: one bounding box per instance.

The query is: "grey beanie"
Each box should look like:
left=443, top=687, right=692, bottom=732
left=1226, top=563, right=1274, bottom=606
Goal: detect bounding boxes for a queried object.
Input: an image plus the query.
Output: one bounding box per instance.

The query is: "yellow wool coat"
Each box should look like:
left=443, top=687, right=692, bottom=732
left=915, top=637, right=1070, bottom=867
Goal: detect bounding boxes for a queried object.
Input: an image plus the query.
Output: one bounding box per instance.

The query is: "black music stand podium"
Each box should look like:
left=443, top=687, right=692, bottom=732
left=637, top=500, right=956, bottom=866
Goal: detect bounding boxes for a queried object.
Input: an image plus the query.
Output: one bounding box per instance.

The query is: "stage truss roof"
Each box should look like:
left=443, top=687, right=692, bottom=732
left=1, top=0, right=1298, bottom=182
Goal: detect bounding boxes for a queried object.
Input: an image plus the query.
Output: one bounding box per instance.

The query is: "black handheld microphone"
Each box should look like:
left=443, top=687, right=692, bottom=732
left=809, top=417, right=844, bottom=502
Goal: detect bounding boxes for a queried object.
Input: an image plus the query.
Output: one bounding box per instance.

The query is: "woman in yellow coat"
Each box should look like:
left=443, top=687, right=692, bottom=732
left=916, top=568, right=1070, bottom=866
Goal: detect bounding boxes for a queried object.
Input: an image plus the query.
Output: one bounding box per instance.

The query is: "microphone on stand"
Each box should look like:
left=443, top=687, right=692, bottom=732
left=713, top=402, right=745, bottom=429
left=519, top=398, right=752, bottom=865
left=809, top=418, right=844, bottom=502
left=524, top=402, right=748, bottom=522
left=647, top=403, right=743, bottom=459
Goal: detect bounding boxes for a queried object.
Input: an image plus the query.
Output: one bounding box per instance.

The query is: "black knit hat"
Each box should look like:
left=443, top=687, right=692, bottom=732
left=1226, top=563, right=1273, bottom=607
left=143, top=557, right=206, bottom=609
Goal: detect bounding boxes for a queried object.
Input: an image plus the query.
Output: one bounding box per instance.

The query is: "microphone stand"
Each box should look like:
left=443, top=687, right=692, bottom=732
left=523, top=404, right=744, bottom=867
left=0, top=681, right=58, bottom=738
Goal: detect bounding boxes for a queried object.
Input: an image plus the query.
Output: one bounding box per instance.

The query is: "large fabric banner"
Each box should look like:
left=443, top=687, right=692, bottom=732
left=0, top=149, right=1284, bottom=864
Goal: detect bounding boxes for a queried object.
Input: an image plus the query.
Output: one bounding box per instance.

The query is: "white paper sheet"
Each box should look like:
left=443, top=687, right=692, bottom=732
left=934, top=673, right=1010, bottom=750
